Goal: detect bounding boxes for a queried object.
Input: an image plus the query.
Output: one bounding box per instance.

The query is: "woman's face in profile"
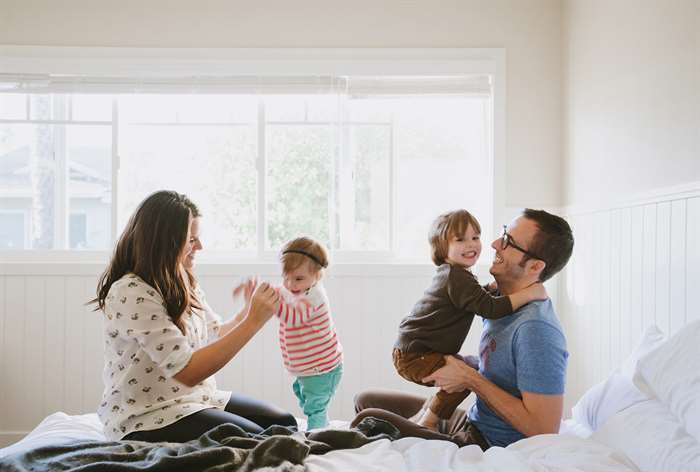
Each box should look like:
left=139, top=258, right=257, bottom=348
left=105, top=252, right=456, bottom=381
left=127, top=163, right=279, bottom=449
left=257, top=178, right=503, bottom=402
left=181, top=217, right=203, bottom=269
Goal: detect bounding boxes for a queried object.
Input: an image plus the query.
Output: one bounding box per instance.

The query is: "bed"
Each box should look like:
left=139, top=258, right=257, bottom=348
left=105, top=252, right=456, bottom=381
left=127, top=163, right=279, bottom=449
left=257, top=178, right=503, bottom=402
left=1, top=321, right=698, bottom=472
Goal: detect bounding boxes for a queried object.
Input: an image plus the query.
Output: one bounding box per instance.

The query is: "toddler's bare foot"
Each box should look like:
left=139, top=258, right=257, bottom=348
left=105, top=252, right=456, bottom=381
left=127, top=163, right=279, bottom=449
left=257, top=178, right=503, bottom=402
left=416, top=409, right=440, bottom=432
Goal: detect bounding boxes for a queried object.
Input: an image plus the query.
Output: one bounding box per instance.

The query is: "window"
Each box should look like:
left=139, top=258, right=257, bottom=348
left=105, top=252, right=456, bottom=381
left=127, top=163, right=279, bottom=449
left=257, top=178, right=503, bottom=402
left=0, top=51, right=501, bottom=262
left=0, top=211, right=26, bottom=249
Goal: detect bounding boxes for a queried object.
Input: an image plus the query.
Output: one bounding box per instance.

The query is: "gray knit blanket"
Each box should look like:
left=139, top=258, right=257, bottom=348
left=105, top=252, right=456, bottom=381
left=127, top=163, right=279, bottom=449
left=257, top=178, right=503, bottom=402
left=0, top=417, right=398, bottom=471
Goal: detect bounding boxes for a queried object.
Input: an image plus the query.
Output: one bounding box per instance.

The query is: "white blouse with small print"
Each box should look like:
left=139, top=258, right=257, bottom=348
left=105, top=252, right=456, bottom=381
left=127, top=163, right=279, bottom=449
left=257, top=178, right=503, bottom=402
left=97, top=273, right=231, bottom=440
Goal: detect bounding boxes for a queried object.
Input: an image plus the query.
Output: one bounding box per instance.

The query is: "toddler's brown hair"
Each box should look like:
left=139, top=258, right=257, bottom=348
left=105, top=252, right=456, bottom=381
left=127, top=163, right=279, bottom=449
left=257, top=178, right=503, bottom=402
left=429, top=209, right=481, bottom=265
left=280, top=236, right=329, bottom=274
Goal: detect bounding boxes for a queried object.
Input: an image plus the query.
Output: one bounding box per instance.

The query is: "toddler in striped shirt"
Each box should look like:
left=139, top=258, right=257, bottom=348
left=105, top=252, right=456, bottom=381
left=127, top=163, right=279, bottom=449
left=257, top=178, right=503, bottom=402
left=275, top=236, right=343, bottom=430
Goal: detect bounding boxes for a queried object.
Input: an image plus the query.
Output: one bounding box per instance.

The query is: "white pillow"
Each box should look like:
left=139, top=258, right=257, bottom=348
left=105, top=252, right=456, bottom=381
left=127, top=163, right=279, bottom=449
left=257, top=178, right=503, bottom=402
left=0, top=412, right=105, bottom=459
left=571, top=372, right=649, bottom=432
left=633, top=320, right=700, bottom=442
left=592, top=399, right=700, bottom=472
left=571, top=325, right=665, bottom=432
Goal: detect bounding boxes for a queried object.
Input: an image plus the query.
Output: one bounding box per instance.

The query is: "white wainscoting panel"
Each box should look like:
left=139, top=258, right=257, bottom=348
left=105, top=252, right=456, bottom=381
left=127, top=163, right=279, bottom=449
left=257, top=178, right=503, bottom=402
left=560, top=188, right=700, bottom=413
left=0, top=263, right=499, bottom=446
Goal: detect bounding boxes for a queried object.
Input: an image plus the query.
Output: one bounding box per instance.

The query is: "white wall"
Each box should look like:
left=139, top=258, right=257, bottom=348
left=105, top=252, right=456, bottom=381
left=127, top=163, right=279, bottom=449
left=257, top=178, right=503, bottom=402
left=0, top=0, right=564, bottom=209
left=563, top=0, right=700, bottom=208
left=560, top=0, right=700, bottom=410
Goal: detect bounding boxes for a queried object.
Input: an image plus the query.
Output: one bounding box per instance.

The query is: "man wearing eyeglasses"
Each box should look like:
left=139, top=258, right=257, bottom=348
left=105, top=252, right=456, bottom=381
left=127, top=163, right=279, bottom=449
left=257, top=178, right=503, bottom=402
left=352, top=209, right=574, bottom=449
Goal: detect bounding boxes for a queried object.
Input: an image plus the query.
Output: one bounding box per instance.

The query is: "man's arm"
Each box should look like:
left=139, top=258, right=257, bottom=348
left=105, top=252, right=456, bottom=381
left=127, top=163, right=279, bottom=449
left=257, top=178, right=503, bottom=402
left=423, top=356, right=563, bottom=437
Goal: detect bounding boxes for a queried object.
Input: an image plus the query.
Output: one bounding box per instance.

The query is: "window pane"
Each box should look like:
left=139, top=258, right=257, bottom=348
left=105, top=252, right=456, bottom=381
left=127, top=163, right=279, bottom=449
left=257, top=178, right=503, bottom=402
left=0, top=212, right=25, bottom=248
left=66, top=125, right=112, bottom=249
left=71, top=94, right=113, bottom=122
left=0, top=94, right=26, bottom=120
left=266, top=125, right=332, bottom=250
left=393, top=97, right=492, bottom=261
left=345, top=124, right=390, bottom=250
left=173, top=95, right=257, bottom=123
left=0, top=123, right=57, bottom=249
left=69, top=213, right=87, bottom=249
left=118, top=103, right=257, bottom=251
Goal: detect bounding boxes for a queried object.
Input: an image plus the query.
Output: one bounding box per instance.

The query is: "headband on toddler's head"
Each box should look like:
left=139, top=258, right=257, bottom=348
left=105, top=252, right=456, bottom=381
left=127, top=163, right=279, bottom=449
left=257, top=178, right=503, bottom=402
left=281, top=249, right=328, bottom=268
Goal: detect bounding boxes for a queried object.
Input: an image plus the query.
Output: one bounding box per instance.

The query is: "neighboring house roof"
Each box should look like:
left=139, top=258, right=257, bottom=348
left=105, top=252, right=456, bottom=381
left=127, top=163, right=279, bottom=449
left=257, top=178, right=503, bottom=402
left=0, top=144, right=110, bottom=199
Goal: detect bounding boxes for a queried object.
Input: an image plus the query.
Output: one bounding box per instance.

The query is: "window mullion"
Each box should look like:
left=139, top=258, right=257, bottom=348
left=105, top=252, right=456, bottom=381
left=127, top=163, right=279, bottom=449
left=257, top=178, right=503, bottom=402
left=54, top=95, right=68, bottom=249
left=111, top=97, right=119, bottom=245
left=337, top=96, right=354, bottom=250
left=389, top=112, right=397, bottom=253
left=257, top=98, right=266, bottom=255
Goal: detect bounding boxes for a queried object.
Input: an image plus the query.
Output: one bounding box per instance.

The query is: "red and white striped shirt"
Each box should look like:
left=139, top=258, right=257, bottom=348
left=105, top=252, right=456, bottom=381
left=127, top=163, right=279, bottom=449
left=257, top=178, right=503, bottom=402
left=276, top=283, right=343, bottom=377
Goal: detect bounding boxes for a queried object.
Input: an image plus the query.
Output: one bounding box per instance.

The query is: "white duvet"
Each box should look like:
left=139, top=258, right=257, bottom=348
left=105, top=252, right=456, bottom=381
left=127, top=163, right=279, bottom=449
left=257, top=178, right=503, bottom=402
left=0, top=412, right=638, bottom=472
left=306, top=434, right=637, bottom=472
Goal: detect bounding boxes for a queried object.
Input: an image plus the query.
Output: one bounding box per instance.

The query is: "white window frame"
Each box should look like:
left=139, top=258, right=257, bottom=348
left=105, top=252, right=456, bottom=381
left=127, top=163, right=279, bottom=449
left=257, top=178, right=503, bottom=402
left=0, top=47, right=506, bottom=264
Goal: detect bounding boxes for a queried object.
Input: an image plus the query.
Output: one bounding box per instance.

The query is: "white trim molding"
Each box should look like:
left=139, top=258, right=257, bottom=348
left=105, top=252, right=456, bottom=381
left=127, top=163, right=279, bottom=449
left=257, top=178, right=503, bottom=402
left=564, top=181, right=700, bottom=217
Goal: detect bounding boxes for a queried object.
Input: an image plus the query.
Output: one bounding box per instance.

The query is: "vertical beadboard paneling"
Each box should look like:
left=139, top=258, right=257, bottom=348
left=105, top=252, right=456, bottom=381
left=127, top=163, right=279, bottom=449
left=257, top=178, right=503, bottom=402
left=64, top=277, right=86, bottom=415
left=641, top=205, right=657, bottom=334
left=654, top=202, right=671, bottom=335
left=83, top=277, right=104, bottom=414
left=686, top=197, right=700, bottom=324
left=600, top=211, right=612, bottom=378
left=669, top=200, right=687, bottom=333
left=629, top=206, right=644, bottom=344
left=562, top=188, right=700, bottom=410
left=619, top=208, right=633, bottom=359
left=609, top=209, right=622, bottom=369
left=24, top=278, right=46, bottom=429
left=44, top=277, right=66, bottom=417
left=4, top=277, right=25, bottom=431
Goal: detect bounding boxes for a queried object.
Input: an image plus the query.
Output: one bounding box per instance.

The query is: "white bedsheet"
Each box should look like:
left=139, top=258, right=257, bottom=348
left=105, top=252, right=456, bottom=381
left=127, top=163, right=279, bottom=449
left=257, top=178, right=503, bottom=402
left=306, top=435, right=637, bottom=472
left=0, top=412, right=636, bottom=471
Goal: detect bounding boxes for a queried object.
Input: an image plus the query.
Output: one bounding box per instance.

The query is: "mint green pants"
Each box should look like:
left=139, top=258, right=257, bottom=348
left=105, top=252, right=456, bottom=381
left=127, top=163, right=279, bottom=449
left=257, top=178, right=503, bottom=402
left=292, top=364, right=343, bottom=430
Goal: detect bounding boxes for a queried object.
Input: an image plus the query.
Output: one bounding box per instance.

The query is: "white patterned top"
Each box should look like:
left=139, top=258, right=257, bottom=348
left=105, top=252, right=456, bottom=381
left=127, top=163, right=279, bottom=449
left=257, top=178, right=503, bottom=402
left=97, top=273, right=231, bottom=440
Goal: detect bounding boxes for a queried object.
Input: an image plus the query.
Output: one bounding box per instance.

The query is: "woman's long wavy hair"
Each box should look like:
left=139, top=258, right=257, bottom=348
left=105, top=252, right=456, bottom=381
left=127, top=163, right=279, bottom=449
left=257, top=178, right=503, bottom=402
left=93, top=190, right=201, bottom=331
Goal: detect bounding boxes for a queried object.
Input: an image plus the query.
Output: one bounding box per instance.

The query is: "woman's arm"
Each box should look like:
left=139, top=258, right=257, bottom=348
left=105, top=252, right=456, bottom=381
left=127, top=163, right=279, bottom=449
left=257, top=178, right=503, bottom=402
left=173, top=282, right=278, bottom=387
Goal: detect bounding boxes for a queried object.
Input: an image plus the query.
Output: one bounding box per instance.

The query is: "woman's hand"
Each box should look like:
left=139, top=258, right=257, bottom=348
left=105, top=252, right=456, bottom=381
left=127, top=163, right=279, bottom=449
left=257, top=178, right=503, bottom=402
left=246, top=282, right=280, bottom=326
left=422, top=355, right=477, bottom=394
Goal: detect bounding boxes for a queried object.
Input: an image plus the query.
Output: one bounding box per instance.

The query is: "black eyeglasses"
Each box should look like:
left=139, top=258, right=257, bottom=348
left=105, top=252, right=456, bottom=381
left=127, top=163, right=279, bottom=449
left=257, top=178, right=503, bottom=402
left=501, top=225, right=544, bottom=262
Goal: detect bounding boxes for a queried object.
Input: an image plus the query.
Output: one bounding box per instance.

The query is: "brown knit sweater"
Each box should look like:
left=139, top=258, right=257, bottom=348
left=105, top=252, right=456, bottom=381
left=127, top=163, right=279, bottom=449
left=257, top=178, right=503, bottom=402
left=394, top=263, right=513, bottom=354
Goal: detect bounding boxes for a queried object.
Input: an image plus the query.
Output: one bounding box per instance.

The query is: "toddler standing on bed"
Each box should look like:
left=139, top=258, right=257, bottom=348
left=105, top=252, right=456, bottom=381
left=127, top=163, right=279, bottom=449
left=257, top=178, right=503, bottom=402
left=394, top=209, right=547, bottom=430
left=274, top=236, right=343, bottom=430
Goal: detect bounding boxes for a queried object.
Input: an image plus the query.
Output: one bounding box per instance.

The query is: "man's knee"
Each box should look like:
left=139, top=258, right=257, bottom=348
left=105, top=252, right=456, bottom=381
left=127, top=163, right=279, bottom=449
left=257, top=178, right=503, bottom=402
left=350, top=407, right=387, bottom=428
left=276, top=412, right=298, bottom=428
left=353, top=390, right=375, bottom=413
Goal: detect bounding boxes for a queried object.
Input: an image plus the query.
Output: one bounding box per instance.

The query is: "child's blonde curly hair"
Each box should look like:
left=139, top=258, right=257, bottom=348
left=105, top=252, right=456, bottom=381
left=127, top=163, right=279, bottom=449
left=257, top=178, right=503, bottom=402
left=428, top=209, right=481, bottom=265
left=280, top=236, right=329, bottom=274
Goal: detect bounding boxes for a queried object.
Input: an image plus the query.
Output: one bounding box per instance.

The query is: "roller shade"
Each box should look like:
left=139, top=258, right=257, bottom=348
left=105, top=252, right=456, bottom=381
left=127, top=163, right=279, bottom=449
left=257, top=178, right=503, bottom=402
left=0, top=73, right=491, bottom=97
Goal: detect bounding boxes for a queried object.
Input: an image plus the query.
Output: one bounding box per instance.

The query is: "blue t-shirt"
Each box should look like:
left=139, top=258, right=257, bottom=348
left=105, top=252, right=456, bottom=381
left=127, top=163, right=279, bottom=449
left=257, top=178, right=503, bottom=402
left=468, top=299, right=568, bottom=447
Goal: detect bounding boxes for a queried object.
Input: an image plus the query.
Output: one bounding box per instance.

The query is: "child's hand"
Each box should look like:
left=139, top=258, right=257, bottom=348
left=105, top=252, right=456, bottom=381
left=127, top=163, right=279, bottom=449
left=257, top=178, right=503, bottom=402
left=525, top=282, right=548, bottom=301
left=248, top=282, right=280, bottom=325
left=486, top=281, right=498, bottom=293
left=233, top=276, right=258, bottom=304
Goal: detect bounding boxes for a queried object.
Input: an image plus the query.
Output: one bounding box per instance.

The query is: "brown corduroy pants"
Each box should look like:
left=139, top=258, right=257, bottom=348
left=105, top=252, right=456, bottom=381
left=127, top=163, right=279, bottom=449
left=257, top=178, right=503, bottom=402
left=392, top=348, right=472, bottom=419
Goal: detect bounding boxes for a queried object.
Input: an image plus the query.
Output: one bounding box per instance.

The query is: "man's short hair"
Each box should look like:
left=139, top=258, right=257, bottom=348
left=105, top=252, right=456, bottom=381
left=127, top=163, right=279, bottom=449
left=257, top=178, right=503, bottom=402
left=429, top=209, right=481, bottom=266
left=522, top=209, right=574, bottom=282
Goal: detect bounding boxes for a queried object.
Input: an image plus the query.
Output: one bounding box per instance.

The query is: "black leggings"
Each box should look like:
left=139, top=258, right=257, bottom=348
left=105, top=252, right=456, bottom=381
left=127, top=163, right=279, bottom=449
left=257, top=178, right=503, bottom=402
left=124, top=393, right=297, bottom=443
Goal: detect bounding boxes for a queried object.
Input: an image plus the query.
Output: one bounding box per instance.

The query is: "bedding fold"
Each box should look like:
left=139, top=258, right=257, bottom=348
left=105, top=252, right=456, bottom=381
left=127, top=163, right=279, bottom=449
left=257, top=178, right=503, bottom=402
left=0, top=417, right=399, bottom=472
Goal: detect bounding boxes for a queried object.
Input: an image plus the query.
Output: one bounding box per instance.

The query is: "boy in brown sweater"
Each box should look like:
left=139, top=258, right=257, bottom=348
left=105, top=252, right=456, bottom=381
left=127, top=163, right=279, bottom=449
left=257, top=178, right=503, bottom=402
left=394, top=209, right=547, bottom=430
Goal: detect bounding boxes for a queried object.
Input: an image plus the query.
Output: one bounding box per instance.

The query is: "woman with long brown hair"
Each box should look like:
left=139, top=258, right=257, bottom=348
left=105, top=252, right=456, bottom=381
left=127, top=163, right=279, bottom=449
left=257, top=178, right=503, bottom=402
left=94, top=190, right=296, bottom=442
